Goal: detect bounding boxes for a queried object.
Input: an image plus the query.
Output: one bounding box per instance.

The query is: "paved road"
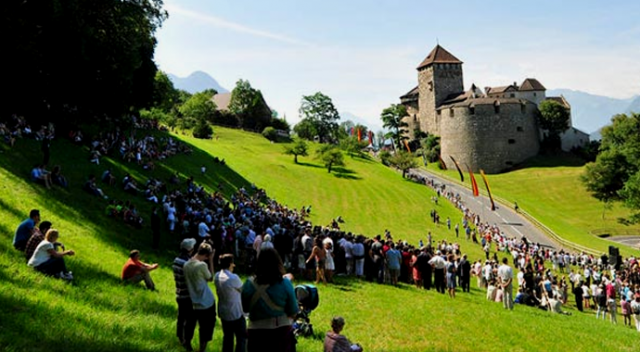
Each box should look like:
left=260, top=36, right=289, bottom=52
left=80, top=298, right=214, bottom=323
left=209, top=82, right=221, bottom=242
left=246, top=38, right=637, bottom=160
left=607, top=236, right=640, bottom=250
left=412, top=168, right=558, bottom=249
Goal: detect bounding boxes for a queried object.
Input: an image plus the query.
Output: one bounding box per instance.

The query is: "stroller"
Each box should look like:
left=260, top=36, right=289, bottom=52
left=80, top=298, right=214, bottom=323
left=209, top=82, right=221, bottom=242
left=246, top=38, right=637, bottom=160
left=292, top=284, right=319, bottom=337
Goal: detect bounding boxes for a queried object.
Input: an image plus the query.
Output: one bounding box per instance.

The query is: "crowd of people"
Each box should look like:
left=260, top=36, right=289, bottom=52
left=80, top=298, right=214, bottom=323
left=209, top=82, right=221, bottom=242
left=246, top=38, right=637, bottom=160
left=8, top=115, right=640, bottom=352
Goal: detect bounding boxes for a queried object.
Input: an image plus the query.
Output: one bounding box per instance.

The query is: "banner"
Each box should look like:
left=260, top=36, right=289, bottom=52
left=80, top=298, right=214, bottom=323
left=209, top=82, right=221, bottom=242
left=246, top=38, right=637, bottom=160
left=480, top=169, right=496, bottom=211
left=468, top=165, right=479, bottom=197
left=449, top=156, right=464, bottom=182
left=403, top=139, right=411, bottom=152
left=368, top=130, right=373, bottom=145
left=357, top=128, right=362, bottom=142
left=438, top=155, right=447, bottom=170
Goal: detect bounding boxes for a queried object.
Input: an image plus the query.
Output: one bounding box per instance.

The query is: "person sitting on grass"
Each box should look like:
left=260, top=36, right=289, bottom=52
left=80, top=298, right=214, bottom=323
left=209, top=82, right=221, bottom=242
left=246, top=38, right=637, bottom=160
left=31, top=164, right=52, bottom=189
left=324, top=316, right=363, bottom=352
left=51, top=165, right=68, bottom=188
left=84, top=174, right=107, bottom=198
left=27, top=229, right=75, bottom=280
left=24, top=221, right=52, bottom=262
left=101, top=169, right=116, bottom=186
left=121, top=249, right=158, bottom=290
left=13, top=209, right=41, bottom=251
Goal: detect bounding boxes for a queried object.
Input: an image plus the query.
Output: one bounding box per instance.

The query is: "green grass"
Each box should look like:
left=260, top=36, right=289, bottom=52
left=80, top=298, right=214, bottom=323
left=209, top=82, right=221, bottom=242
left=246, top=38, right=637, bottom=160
left=1, top=128, right=639, bottom=352
left=425, top=156, right=640, bottom=257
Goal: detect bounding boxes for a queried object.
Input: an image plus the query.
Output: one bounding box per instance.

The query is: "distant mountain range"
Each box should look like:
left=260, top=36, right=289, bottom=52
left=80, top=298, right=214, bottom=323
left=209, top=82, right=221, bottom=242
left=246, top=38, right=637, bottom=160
left=167, top=71, right=228, bottom=94
left=547, top=89, right=639, bottom=136
left=340, top=112, right=384, bottom=134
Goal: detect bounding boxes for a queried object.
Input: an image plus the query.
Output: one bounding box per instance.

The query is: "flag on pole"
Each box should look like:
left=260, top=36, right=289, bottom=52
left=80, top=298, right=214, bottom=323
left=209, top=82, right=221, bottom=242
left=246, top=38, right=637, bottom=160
left=357, top=128, right=362, bottom=142
left=479, top=169, right=496, bottom=211
left=403, top=139, right=411, bottom=152
left=350, top=127, right=354, bottom=136
left=467, top=165, right=479, bottom=197
left=449, top=156, right=464, bottom=182
left=438, top=155, right=447, bottom=170
left=368, top=130, right=373, bottom=145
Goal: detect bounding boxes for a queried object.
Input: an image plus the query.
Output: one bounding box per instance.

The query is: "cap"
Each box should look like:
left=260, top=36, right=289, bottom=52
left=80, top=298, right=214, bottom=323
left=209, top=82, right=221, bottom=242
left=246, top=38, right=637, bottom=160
left=181, top=238, right=197, bottom=251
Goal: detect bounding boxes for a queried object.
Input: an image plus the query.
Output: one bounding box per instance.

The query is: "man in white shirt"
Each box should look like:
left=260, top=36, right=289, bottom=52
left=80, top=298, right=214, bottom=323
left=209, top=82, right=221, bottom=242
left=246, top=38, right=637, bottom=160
left=497, top=257, right=514, bottom=310
left=341, top=236, right=354, bottom=276
left=214, top=254, right=246, bottom=352
left=184, top=243, right=216, bottom=352
left=429, top=251, right=447, bottom=294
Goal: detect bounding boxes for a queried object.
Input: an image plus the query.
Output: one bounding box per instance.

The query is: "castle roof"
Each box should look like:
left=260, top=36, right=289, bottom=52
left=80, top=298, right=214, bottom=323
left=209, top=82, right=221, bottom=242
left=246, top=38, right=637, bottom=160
left=545, top=96, right=570, bottom=109
left=438, top=97, right=532, bottom=109
left=486, top=85, right=517, bottom=95
left=400, top=86, right=419, bottom=103
left=519, top=78, right=546, bottom=91
left=417, top=45, right=462, bottom=70
left=211, top=92, right=232, bottom=111
left=442, top=85, right=485, bottom=105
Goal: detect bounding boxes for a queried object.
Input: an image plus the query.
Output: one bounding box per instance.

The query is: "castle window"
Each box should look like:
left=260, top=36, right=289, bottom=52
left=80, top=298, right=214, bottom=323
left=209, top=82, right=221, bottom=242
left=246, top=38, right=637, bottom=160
left=521, top=103, right=526, bottom=114
left=508, top=139, right=516, bottom=144
left=469, top=105, right=475, bottom=115
left=510, top=93, right=515, bottom=98
left=494, top=101, right=500, bottom=114
left=413, top=114, right=417, bottom=122
left=436, top=109, right=441, bottom=116
left=449, top=108, right=454, bottom=117
left=517, top=126, right=523, bottom=132
left=428, top=81, right=433, bottom=91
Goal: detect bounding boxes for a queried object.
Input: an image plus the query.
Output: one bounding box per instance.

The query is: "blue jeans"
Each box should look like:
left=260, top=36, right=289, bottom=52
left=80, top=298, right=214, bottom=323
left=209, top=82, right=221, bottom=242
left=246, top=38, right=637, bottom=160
left=222, top=316, right=247, bottom=352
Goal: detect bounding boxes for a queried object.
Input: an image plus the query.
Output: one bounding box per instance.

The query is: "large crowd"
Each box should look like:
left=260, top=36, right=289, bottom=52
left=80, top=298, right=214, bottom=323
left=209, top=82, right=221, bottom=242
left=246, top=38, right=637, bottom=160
left=7, top=115, right=640, bottom=352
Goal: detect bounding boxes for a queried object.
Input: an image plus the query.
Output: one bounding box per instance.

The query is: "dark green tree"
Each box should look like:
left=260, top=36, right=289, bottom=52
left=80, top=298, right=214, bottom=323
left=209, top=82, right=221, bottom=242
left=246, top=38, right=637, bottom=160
left=581, top=112, right=640, bottom=221
left=179, top=91, right=217, bottom=122
left=316, top=145, right=345, bottom=173
left=152, top=71, right=180, bottom=112
left=3, top=0, right=167, bottom=125
left=283, top=139, right=309, bottom=163
left=538, top=100, right=570, bottom=151
left=381, top=104, right=409, bottom=149
left=390, top=151, right=418, bottom=178
left=299, top=92, right=341, bottom=143
left=293, top=118, right=319, bottom=141
left=228, top=79, right=272, bottom=130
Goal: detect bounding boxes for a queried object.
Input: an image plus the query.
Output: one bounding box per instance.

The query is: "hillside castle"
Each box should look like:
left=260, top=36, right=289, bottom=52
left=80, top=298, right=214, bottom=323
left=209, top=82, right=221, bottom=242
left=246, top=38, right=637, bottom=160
left=400, top=45, right=589, bottom=173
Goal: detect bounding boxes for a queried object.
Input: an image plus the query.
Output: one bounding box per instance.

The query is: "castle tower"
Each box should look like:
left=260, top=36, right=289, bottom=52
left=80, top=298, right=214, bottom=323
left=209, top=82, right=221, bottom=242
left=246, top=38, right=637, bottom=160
left=417, top=45, right=464, bottom=136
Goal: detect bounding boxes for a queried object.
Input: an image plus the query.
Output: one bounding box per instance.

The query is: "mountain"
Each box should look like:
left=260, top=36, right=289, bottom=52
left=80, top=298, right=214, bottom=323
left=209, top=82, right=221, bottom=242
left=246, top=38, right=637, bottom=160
left=627, top=96, right=640, bottom=114
left=547, top=89, right=638, bottom=134
left=167, top=71, right=229, bottom=94
left=340, top=111, right=384, bottom=133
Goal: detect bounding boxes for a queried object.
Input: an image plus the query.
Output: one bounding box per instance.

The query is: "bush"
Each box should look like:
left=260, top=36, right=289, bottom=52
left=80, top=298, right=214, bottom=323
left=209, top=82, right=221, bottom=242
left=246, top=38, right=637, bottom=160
left=262, top=126, right=278, bottom=141
left=192, top=120, right=213, bottom=139
left=379, top=150, right=392, bottom=166
left=210, top=110, right=239, bottom=127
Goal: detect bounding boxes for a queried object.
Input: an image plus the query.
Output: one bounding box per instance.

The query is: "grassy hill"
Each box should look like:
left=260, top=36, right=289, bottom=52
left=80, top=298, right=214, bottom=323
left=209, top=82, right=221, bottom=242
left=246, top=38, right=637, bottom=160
left=425, top=156, right=640, bottom=257
left=1, top=127, right=639, bottom=352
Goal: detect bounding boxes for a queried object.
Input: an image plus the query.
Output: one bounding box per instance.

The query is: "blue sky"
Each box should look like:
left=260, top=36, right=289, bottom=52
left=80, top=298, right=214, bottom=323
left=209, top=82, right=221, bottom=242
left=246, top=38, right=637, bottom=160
left=155, top=0, right=640, bottom=129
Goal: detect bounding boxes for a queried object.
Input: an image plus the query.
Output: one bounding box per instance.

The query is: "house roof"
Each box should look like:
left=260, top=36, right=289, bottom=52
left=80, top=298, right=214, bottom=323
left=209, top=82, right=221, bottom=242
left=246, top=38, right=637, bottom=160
left=400, top=86, right=419, bottom=103
left=211, top=92, right=232, bottom=111
left=545, top=96, right=570, bottom=109
left=417, top=45, right=463, bottom=70
left=438, top=97, right=531, bottom=109
left=486, top=85, right=517, bottom=95
left=519, top=78, right=546, bottom=91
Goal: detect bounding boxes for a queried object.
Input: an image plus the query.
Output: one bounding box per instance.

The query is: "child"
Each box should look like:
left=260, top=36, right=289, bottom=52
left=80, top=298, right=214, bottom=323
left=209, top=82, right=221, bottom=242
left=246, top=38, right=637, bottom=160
left=324, top=316, right=363, bottom=352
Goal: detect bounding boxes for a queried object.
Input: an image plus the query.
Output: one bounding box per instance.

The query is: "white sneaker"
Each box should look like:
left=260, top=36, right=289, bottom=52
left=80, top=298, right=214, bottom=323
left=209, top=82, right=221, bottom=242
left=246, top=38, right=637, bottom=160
left=62, top=272, right=73, bottom=280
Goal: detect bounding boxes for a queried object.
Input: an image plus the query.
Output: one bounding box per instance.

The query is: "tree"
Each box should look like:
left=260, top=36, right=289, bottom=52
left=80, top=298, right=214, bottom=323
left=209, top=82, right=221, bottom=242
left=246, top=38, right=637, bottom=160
left=381, top=104, right=409, bottom=150
left=316, top=145, right=345, bottom=173
left=3, top=0, right=167, bottom=126
left=581, top=112, right=640, bottom=221
left=293, top=118, right=319, bottom=141
left=421, top=135, right=441, bottom=163
left=228, top=79, right=272, bottom=130
left=340, top=136, right=368, bottom=158
left=299, top=92, right=341, bottom=143
left=538, top=100, right=570, bottom=151
left=390, top=151, right=419, bottom=178
left=179, top=91, right=217, bottom=122
left=283, top=139, right=309, bottom=163
left=152, top=71, right=180, bottom=112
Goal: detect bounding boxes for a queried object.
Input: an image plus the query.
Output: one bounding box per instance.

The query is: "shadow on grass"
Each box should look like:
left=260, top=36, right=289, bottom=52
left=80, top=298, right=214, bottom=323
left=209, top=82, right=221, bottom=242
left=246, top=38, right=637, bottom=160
left=296, top=161, right=324, bottom=169
left=332, top=167, right=361, bottom=180
left=513, top=154, right=587, bottom=170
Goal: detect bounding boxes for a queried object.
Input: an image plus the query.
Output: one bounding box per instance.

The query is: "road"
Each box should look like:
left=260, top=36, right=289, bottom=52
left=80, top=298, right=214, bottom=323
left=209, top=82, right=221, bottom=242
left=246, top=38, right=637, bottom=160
left=412, top=168, right=558, bottom=249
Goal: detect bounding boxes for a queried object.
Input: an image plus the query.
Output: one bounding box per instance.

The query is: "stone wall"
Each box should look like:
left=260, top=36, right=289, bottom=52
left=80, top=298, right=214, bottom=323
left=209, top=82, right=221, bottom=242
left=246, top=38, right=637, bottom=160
left=418, top=63, right=464, bottom=136
left=560, top=127, right=589, bottom=151
left=402, top=102, right=420, bottom=139
left=439, top=101, right=540, bottom=173
left=517, top=90, right=546, bottom=105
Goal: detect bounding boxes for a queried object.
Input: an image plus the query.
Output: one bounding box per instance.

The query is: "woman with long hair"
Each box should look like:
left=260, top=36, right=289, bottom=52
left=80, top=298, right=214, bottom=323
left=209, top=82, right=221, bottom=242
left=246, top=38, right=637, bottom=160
left=242, top=248, right=298, bottom=352
left=27, top=229, right=75, bottom=280
left=307, top=237, right=327, bottom=284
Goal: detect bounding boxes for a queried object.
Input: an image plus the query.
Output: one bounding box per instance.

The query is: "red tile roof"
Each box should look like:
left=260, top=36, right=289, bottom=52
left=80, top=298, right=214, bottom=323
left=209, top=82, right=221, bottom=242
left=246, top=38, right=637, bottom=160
left=417, top=45, right=463, bottom=70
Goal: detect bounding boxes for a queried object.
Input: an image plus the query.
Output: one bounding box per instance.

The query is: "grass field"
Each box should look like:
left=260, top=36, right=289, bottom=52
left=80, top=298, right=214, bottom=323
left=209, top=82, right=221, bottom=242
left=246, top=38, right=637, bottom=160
left=425, top=156, right=640, bottom=257
left=1, top=127, right=639, bottom=352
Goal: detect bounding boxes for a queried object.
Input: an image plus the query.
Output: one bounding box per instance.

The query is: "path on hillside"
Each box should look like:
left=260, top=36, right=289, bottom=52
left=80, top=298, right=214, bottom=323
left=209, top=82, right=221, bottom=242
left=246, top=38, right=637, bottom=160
left=412, top=168, right=558, bottom=249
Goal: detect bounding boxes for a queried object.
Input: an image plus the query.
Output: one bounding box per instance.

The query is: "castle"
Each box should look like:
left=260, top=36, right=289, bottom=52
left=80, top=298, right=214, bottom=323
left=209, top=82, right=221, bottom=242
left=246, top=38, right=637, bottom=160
left=400, top=45, right=589, bottom=173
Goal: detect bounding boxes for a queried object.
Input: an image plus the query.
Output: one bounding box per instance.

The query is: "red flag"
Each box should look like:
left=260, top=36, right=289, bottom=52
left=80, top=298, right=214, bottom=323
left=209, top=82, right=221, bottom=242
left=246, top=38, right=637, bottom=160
left=368, top=130, right=373, bottom=145
left=449, top=156, right=464, bottom=182
left=480, top=169, right=496, bottom=211
left=438, top=155, right=447, bottom=170
left=468, top=166, right=479, bottom=197
left=357, top=128, right=362, bottom=142
left=350, top=127, right=354, bottom=136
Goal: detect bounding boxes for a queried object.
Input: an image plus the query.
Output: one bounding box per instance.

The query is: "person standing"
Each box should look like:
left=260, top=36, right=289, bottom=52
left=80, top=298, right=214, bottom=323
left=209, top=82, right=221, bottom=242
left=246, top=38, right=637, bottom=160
left=458, top=254, right=471, bottom=293
left=214, top=254, right=246, bottom=352
left=13, top=209, right=40, bottom=251
left=429, top=250, right=447, bottom=294
left=385, top=242, right=401, bottom=286
left=445, top=254, right=457, bottom=298
left=184, top=243, right=216, bottom=352
left=497, top=257, right=514, bottom=310
left=173, top=238, right=197, bottom=350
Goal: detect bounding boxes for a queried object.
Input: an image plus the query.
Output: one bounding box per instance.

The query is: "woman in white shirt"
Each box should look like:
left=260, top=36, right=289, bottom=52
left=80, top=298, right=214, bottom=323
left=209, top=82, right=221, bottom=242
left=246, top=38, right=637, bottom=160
left=28, top=229, right=75, bottom=280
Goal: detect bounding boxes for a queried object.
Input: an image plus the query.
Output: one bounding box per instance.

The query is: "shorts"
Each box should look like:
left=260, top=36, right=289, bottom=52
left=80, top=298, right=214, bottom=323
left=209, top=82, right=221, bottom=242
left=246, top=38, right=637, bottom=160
left=193, top=305, right=216, bottom=342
